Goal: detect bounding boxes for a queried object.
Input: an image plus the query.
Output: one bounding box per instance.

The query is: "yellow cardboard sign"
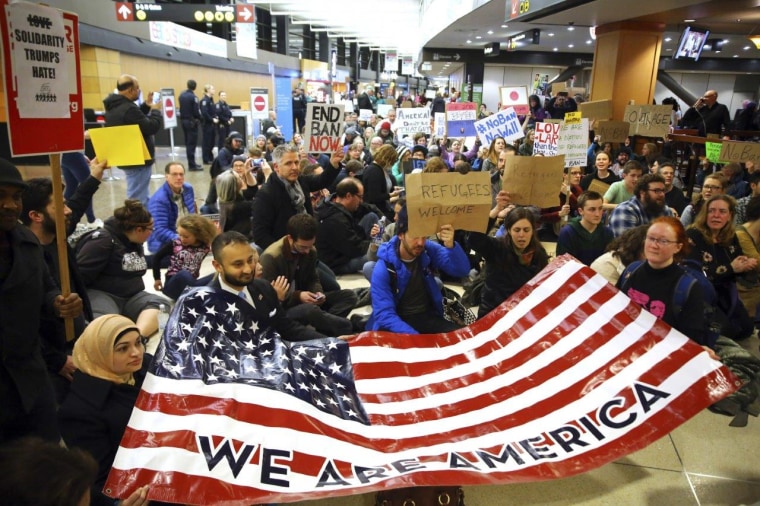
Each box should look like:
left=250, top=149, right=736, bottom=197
left=564, top=112, right=582, bottom=125
left=88, top=125, right=150, bottom=166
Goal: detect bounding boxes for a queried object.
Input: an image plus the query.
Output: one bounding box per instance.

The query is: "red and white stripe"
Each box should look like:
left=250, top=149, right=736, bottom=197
left=106, top=257, right=737, bottom=505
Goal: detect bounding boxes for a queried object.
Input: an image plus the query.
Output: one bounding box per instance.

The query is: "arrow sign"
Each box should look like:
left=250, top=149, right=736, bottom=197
left=454, top=53, right=461, bottom=61
left=116, top=2, right=133, bottom=21
left=236, top=5, right=254, bottom=23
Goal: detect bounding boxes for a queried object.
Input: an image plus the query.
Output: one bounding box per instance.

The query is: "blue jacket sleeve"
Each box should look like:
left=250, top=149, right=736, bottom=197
left=147, top=190, right=178, bottom=252
left=427, top=240, right=471, bottom=278
left=369, top=260, right=418, bottom=334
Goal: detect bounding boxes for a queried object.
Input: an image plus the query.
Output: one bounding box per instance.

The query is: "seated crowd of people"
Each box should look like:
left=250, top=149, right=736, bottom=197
left=2, top=90, right=760, bottom=505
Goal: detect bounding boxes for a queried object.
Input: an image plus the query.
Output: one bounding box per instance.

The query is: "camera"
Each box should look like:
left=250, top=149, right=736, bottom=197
left=151, top=91, right=161, bottom=105
left=252, top=158, right=263, bottom=168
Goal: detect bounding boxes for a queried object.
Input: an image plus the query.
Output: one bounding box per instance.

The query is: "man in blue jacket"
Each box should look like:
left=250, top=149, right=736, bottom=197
left=366, top=206, right=470, bottom=334
left=147, top=161, right=196, bottom=253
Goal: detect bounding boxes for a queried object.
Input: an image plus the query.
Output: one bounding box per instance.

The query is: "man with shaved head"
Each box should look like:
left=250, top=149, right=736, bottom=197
left=682, top=89, right=731, bottom=138
left=103, top=74, right=163, bottom=205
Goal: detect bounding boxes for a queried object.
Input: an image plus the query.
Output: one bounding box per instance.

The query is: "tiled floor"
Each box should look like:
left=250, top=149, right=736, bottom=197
left=83, top=147, right=759, bottom=505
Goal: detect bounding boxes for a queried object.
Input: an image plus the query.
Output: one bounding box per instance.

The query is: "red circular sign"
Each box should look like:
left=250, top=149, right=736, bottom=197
left=164, top=97, right=174, bottom=119
left=253, top=95, right=266, bottom=112
left=509, top=91, right=519, bottom=101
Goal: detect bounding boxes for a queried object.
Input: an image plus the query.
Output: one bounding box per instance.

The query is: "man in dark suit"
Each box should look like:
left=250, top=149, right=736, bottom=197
left=357, top=85, right=375, bottom=113
left=0, top=159, right=82, bottom=443
left=210, top=231, right=326, bottom=341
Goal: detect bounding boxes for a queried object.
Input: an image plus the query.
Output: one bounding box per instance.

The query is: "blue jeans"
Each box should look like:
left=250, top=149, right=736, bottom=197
left=124, top=164, right=153, bottom=206
left=61, top=152, right=95, bottom=222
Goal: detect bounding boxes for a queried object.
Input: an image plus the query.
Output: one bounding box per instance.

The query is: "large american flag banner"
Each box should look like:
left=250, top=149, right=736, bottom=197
left=105, top=256, right=739, bottom=505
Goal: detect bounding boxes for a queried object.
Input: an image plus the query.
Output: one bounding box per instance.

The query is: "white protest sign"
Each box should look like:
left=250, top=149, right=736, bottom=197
left=434, top=112, right=446, bottom=137
left=395, top=107, right=431, bottom=136
left=305, top=103, right=344, bottom=153
left=377, top=103, right=394, bottom=118
left=558, top=118, right=589, bottom=167
left=7, top=2, right=70, bottom=118
left=161, top=88, right=177, bottom=129
left=358, top=109, right=373, bottom=122
left=474, top=106, right=524, bottom=145
left=534, top=122, right=560, bottom=156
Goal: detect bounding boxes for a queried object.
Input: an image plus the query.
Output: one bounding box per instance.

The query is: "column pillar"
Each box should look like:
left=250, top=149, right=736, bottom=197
left=589, top=22, right=665, bottom=120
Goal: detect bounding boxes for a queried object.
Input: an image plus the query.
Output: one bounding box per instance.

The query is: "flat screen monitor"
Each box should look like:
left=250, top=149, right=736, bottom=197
left=674, top=26, right=710, bottom=61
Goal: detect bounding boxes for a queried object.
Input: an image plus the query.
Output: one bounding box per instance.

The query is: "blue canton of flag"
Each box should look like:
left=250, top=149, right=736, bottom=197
left=153, top=287, right=369, bottom=424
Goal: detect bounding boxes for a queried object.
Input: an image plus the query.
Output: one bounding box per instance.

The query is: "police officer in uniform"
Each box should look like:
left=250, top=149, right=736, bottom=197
left=215, top=90, right=234, bottom=150
left=179, top=79, right=202, bottom=171
left=292, top=87, right=307, bottom=135
left=200, top=84, right=218, bottom=165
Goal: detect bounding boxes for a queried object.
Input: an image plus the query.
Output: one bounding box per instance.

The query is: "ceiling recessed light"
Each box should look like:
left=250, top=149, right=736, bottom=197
left=501, top=24, right=508, bottom=28
left=586, top=40, right=592, bottom=44
left=744, top=45, right=751, bottom=50
left=568, top=44, right=574, bottom=48
left=553, top=47, right=558, bottom=51
left=723, top=39, right=729, bottom=44
left=475, top=36, right=482, bottom=39
left=664, top=37, right=672, bottom=42
left=487, top=30, right=493, bottom=35
left=684, top=19, right=695, bottom=23
left=466, top=40, right=472, bottom=44
left=567, top=26, right=575, bottom=31
left=734, top=54, right=739, bottom=58
left=548, top=32, right=555, bottom=37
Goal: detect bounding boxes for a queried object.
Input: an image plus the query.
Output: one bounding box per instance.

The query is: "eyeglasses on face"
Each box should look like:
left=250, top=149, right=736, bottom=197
left=646, top=236, right=678, bottom=246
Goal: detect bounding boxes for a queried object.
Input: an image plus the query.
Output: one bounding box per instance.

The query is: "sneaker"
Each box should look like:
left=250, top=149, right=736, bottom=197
left=89, top=218, right=104, bottom=229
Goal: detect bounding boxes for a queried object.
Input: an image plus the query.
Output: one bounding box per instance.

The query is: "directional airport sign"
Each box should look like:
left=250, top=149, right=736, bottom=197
left=115, top=3, right=254, bottom=23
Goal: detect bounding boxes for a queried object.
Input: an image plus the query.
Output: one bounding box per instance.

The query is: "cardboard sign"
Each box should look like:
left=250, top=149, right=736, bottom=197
left=305, top=103, right=344, bottom=153
left=502, top=155, right=565, bottom=209
left=719, top=140, right=760, bottom=164
left=623, top=104, right=672, bottom=138
left=474, top=106, right=524, bottom=145
left=534, top=122, right=560, bottom=156
left=405, top=172, right=491, bottom=236
left=358, top=109, right=373, bottom=122
left=499, top=86, right=529, bottom=115
left=434, top=112, right=446, bottom=137
left=588, top=179, right=611, bottom=196
left=705, top=142, right=723, bottom=163
left=551, top=82, right=566, bottom=95
left=395, top=107, right=431, bottom=136
left=597, top=121, right=630, bottom=143
left=558, top=118, right=589, bottom=168
left=446, top=102, right=477, bottom=137
left=579, top=99, right=613, bottom=120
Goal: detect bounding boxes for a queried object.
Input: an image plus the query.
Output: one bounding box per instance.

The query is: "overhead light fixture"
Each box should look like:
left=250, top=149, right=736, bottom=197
left=476, top=36, right=482, bottom=39
left=568, top=44, right=574, bottom=48
left=553, top=47, right=558, bottom=51
left=466, top=39, right=472, bottom=44
left=567, top=26, right=575, bottom=31
left=684, top=19, right=695, bottom=23
left=586, top=40, right=592, bottom=45
left=744, top=45, right=751, bottom=50
left=548, top=32, right=555, bottom=37
left=500, top=24, right=508, bottom=28
left=487, top=30, right=494, bottom=35
left=664, top=37, right=672, bottom=42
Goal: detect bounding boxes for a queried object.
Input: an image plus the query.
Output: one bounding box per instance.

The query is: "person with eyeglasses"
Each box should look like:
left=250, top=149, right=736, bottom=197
left=686, top=194, right=756, bottom=341
left=58, top=314, right=153, bottom=506
left=681, top=172, right=726, bottom=227
left=609, top=173, right=675, bottom=238
left=76, top=200, right=170, bottom=338
left=617, top=217, right=714, bottom=349
left=682, top=89, right=731, bottom=138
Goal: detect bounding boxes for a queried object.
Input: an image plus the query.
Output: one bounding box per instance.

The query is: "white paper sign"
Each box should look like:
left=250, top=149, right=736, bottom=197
left=558, top=118, right=589, bottom=167
left=434, top=112, right=446, bottom=137
left=395, top=107, right=431, bottom=136
left=358, top=109, right=373, bottom=122
left=534, top=122, right=560, bottom=156
left=385, top=51, right=398, bottom=70
left=401, top=56, right=414, bottom=75
left=305, top=103, right=345, bottom=154
left=377, top=103, right=394, bottom=118
left=7, top=2, right=70, bottom=118
left=474, top=106, right=524, bottom=145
